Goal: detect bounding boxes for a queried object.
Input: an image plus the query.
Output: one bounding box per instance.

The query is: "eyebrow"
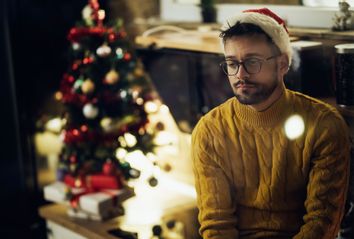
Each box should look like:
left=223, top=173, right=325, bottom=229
left=225, top=53, right=265, bottom=60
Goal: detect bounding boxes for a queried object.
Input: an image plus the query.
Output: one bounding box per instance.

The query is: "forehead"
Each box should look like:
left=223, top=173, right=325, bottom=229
left=224, top=34, right=273, bottom=58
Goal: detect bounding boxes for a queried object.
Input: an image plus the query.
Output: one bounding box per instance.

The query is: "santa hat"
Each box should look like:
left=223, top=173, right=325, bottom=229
left=221, top=8, right=292, bottom=66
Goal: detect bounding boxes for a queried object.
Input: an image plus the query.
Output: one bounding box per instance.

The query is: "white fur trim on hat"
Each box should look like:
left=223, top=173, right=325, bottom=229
left=221, top=10, right=292, bottom=66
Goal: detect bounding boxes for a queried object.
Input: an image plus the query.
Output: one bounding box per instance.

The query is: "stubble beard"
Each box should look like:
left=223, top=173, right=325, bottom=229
left=234, top=75, right=279, bottom=105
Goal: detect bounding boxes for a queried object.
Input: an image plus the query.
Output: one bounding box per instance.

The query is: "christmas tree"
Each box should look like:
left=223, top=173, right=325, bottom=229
left=56, top=0, right=160, bottom=190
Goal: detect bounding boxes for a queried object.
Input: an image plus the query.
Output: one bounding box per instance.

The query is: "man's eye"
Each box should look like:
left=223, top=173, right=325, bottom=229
left=246, top=59, right=260, bottom=65
left=227, top=62, right=238, bottom=68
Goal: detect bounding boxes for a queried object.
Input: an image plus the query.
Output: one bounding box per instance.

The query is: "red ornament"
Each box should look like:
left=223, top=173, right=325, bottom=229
left=83, top=57, right=94, bottom=64
left=102, top=160, right=115, bottom=175
left=108, top=33, right=116, bottom=42
left=124, top=53, right=131, bottom=61
left=72, top=63, right=80, bottom=70
left=72, top=129, right=80, bottom=136
left=69, top=155, right=77, bottom=164
left=119, top=31, right=127, bottom=38
left=65, top=75, right=75, bottom=83
left=80, top=125, right=88, bottom=132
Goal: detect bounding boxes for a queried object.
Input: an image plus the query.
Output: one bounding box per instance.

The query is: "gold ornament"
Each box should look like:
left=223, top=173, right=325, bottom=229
left=81, top=79, right=95, bottom=94
left=134, top=67, right=144, bottom=77
left=105, top=70, right=119, bottom=84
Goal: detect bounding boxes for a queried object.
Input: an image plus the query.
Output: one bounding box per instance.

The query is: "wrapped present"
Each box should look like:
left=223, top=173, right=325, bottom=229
left=79, top=187, right=134, bottom=215
left=44, top=181, right=86, bottom=204
left=63, top=173, right=123, bottom=191
left=43, top=181, right=69, bottom=203
left=87, top=174, right=123, bottom=190
left=63, top=174, right=86, bottom=188
left=67, top=205, right=124, bottom=221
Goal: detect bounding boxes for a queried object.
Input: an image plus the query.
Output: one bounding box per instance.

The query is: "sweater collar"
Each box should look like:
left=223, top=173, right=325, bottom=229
left=234, top=89, right=289, bottom=127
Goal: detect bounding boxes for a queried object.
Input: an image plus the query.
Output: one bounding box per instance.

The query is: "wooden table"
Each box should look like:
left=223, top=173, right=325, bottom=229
left=39, top=177, right=199, bottom=239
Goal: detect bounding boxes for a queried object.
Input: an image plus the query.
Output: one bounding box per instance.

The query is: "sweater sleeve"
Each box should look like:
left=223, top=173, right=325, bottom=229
left=192, top=117, right=238, bottom=239
left=293, top=111, right=350, bottom=239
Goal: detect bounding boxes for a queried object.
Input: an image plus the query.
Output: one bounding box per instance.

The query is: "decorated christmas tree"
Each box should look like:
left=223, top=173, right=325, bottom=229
left=58, top=0, right=158, bottom=180
left=43, top=0, right=163, bottom=219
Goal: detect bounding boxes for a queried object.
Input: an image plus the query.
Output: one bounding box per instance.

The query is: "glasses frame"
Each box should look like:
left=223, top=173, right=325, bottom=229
left=219, top=55, right=279, bottom=76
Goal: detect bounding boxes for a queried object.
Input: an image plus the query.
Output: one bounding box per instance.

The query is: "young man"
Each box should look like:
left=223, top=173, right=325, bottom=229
left=192, top=8, right=350, bottom=239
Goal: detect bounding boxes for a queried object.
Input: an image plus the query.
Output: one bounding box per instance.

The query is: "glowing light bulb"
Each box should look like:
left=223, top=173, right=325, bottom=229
left=115, top=147, right=127, bottom=160
left=45, top=118, right=62, bottom=133
left=144, top=101, right=158, bottom=113
left=124, top=133, right=137, bottom=147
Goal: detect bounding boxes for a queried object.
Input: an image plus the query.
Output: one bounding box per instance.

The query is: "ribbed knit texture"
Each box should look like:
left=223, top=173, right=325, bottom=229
left=192, top=89, right=350, bottom=239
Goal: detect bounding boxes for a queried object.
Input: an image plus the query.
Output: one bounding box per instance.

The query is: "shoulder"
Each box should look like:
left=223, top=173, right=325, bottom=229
left=287, top=90, right=348, bottom=135
left=288, top=90, right=342, bottom=119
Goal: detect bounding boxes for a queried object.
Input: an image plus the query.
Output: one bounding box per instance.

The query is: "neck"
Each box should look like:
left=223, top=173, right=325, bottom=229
left=248, top=82, right=285, bottom=112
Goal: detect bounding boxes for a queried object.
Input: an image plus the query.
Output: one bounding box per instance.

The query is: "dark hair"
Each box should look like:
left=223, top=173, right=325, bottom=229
left=220, top=22, right=280, bottom=53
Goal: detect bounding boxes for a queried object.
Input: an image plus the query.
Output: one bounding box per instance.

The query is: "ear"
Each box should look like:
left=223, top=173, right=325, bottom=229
left=278, top=54, right=290, bottom=75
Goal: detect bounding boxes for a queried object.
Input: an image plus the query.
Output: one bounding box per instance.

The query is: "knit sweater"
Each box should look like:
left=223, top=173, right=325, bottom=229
left=192, top=89, right=350, bottom=239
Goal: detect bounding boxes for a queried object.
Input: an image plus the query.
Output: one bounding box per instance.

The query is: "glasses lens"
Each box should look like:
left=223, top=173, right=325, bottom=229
left=221, top=61, right=239, bottom=76
left=244, top=59, right=261, bottom=74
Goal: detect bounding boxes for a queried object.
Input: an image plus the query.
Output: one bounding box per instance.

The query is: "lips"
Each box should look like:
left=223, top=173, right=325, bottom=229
left=235, top=83, right=256, bottom=89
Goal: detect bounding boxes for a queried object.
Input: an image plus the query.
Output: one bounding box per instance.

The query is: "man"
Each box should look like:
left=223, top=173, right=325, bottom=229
left=192, top=8, right=350, bottom=239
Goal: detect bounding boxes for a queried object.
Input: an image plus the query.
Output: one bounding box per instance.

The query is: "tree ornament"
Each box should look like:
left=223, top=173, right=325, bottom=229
left=119, top=90, right=128, bottom=99
left=69, top=155, right=77, bottom=164
left=148, top=176, right=158, bottom=187
left=161, top=162, right=172, bottom=172
left=100, top=117, right=113, bottom=132
left=96, top=43, right=112, bottom=57
left=108, top=33, right=116, bottom=42
left=83, top=56, right=94, bottom=64
left=126, top=73, right=134, bottom=81
left=83, top=103, right=99, bottom=119
left=129, top=168, right=141, bottom=179
left=115, top=48, right=124, bottom=59
left=82, top=4, right=94, bottom=26
left=73, top=77, right=84, bottom=91
left=155, top=122, right=165, bottom=131
left=104, top=70, right=119, bottom=84
left=102, top=160, right=115, bottom=175
left=123, top=52, right=132, bottom=61
left=134, top=67, right=144, bottom=77
left=72, top=42, right=81, bottom=51
left=81, top=79, right=95, bottom=94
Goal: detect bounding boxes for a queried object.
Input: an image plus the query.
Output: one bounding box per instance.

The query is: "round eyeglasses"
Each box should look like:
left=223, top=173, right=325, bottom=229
left=219, top=55, right=279, bottom=76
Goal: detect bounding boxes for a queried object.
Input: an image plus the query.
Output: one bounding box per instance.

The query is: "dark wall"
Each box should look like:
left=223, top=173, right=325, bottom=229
left=0, top=0, right=106, bottom=238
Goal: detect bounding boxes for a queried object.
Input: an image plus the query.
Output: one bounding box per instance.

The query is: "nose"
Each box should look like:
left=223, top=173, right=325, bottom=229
left=236, top=63, right=250, bottom=79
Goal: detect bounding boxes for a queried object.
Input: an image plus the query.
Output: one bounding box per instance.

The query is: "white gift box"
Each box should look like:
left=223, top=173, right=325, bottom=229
left=44, top=181, right=68, bottom=203
left=67, top=205, right=124, bottom=221
left=79, top=187, right=134, bottom=216
left=44, top=181, right=86, bottom=204
left=79, top=192, right=117, bottom=215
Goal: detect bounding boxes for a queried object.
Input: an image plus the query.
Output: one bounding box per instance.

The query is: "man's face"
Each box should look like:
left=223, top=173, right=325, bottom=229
left=224, top=34, right=282, bottom=106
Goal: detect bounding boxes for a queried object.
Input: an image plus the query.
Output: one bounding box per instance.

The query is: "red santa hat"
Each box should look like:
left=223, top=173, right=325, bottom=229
left=221, top=8, right=292, bottom=66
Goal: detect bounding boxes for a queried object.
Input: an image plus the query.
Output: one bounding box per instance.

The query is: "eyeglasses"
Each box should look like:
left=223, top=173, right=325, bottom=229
left=219, top=55, right=279, bottom=76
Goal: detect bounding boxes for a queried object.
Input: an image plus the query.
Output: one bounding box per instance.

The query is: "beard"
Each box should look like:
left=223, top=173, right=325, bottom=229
left=233, top=75, right=278, bottom=105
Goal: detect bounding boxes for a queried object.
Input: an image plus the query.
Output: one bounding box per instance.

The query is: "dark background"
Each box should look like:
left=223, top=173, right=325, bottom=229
left=1, top=0, right=107, bottom=238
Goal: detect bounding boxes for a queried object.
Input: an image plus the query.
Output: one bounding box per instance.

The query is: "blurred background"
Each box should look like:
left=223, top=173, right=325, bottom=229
left=2, top=0, right=354, bottom=238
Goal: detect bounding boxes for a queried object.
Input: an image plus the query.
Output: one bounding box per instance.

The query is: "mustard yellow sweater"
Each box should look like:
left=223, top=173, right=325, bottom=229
left=192, top=89, right=350, bottom=239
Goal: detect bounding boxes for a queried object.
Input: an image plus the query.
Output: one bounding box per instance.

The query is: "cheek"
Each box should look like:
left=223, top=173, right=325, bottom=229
left=227, top=75, right=236, bottom=85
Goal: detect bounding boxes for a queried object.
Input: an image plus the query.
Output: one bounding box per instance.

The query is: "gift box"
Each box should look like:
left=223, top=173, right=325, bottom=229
left=79, top=187, right=135, bottom=215
left=67, top=205, right=124, bottom=221
left=44, top=181, right=86, bottom=204
left=63, top=173, right=122, bottom=190
left=43, top=181, right=69, bottom=203
left=87, top=174, right=123, bottom=190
